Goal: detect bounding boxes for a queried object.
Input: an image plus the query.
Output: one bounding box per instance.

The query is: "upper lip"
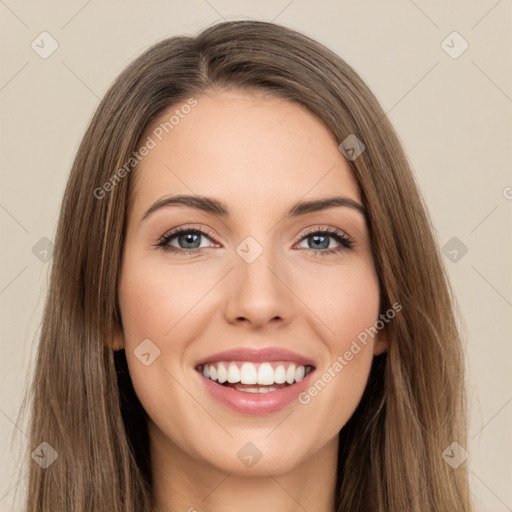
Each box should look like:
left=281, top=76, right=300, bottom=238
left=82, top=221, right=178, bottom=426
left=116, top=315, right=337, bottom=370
left=195, top=347, right=316, bottom=368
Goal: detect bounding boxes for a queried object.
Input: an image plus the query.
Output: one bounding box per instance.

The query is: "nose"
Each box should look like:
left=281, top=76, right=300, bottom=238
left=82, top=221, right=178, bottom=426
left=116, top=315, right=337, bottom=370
left=223, top=243, right=293, bottom=329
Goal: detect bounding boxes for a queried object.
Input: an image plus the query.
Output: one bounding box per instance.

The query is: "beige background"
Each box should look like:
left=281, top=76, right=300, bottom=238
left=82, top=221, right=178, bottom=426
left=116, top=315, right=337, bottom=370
left=1, top=1, right=511, bottom=510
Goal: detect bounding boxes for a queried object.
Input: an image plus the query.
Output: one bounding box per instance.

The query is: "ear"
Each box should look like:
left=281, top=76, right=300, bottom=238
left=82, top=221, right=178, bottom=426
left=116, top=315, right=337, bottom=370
left=373, top=328, right=389, bottom=356
left=112, top=339, right=125, bottom=351
left=112, top=324, right=125, bottom=352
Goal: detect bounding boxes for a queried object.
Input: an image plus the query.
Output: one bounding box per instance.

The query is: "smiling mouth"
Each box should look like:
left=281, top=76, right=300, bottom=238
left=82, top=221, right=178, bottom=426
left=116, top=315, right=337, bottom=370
left=196, top=361, right=315, bottom=393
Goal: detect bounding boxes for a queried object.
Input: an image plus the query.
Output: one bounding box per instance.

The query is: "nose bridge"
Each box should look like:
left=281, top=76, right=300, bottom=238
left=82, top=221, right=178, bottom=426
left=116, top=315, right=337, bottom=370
left=224, top=233, right=292, bottom=325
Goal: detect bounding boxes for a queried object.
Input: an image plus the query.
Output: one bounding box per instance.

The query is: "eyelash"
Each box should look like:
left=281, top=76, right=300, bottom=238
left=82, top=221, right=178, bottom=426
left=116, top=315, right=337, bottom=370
left=155, top=224, right=354, bottom=257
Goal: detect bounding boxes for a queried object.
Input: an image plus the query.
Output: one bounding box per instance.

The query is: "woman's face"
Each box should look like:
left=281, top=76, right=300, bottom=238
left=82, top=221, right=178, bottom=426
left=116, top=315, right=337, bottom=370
left=116, top=89, right=386, bottom=476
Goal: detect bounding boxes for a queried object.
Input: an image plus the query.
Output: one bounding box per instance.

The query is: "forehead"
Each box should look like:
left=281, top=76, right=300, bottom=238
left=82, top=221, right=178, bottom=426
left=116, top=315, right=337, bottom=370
left=129, top=89, right=361, bottom=218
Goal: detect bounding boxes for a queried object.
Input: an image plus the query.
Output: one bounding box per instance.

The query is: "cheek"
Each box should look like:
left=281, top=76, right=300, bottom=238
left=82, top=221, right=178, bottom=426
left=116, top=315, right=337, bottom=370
left=296, top=259, right=380, bottom=424
left=118, top=256, right=210, bottom=343
left=296, top=255, right=381, bottom=344
left=117, top=255, right=216, bottom=434
left=299, top=325, right=376, bottom=439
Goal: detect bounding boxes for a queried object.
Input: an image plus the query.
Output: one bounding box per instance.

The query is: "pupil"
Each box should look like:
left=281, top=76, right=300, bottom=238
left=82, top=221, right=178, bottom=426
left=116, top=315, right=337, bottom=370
left=181, top=233, right=200, bottom=248
left=310, top=234, right=328, bottom=250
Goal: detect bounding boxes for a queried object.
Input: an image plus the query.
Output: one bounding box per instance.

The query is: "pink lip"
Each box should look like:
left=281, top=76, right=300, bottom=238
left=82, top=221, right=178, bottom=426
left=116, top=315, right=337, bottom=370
left=194, top=347, right=316, bottom=367
left=196, top=369, right=315, bottom=415
left=194, top=347, right=316, bottom=415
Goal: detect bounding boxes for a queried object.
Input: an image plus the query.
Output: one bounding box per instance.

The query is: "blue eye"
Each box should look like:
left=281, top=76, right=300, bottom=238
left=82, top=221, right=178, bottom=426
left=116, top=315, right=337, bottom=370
left=156, top=225, right=354, bottom=256
left=296, top=229, right=353, bottom=255
left=157, top=226, right=215, bottom=254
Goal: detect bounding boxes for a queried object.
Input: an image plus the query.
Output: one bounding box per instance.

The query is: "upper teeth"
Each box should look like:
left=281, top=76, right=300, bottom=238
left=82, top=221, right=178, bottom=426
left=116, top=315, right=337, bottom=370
left=200, top=361, right=312, bottom=385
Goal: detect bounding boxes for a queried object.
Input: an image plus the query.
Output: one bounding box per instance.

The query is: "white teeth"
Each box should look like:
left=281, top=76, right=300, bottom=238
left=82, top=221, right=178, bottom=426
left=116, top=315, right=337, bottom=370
left=227, top=363, right=241, bottom=383
left=257, top=363, right=274, bottom=385
left=217, top=363, right=227, bottom=383
left=295, top=365, right=305, bottom=382
left=240, top=362, right=258, bottom=384
left=286, top=364, right=296, bottom=384
left=274, top=365, right=286, bottom=384
left=239, top=386, right=259, bottom=393
left=200, top=361, right=313, bottom=388
left=232, top=384, right=279, bottom=393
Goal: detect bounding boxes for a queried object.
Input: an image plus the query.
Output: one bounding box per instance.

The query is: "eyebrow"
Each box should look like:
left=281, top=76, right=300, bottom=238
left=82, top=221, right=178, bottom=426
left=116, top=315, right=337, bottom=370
left=141, top=194, right=367, bottom=222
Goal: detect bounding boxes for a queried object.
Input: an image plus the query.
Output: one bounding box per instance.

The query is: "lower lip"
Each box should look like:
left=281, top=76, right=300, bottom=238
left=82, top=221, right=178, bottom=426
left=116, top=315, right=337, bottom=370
left=197, top=369, right=314, bottom=415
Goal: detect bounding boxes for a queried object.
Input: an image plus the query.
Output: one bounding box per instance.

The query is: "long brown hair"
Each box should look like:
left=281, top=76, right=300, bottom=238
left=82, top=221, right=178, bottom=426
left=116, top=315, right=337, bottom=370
left=18, top=19, right=473, bottom=511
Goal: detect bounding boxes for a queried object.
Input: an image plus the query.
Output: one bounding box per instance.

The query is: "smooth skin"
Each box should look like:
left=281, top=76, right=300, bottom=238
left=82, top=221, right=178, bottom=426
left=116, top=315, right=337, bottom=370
left=114, top=88, right=388, bottom=512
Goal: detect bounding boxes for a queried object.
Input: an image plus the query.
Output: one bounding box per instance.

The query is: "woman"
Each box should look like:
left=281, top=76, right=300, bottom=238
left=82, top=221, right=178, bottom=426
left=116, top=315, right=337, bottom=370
left=22, top=19, right=474, bottom=511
